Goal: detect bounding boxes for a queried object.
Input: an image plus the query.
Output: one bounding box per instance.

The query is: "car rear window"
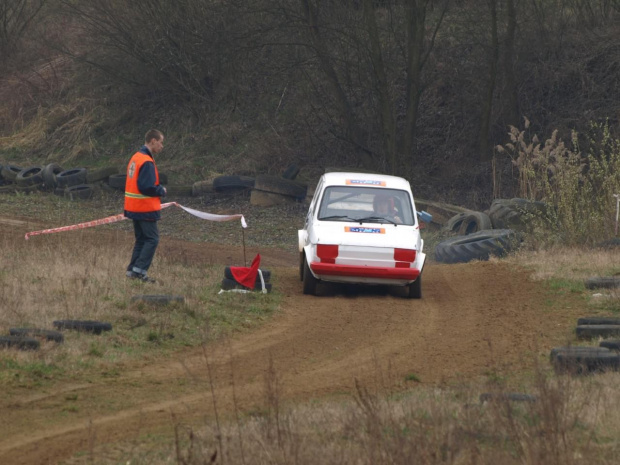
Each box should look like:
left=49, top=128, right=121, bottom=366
left=317, top=186, right=415, bottom=225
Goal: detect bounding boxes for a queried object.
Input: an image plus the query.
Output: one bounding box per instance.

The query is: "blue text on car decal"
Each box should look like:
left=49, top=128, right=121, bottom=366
left=346, top=179, right=386, bottom=186
left=345, top=226, right=385, bottom=234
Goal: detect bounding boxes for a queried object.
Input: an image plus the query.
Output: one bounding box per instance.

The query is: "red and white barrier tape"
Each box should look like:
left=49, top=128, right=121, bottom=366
left=24, top=202, right=247, bottom=240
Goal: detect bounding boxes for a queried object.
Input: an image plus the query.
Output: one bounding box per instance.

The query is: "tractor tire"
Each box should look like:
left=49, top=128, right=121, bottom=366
left=434, top=229, right=520, bottom=264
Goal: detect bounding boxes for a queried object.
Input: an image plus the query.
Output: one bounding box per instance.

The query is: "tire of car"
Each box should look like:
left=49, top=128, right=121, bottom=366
left=552, top=349, right=620, bottom=374
left=224, top=266, right=271, bottom=282
left=254, top=175, right=307, bottom=200
left=578, top=317, right=620, bottom=326
left=53, top=320, right=112, bottom=335
left=282, top=163, right=300, bottom=180
left=220, top=278, right=272, bottom=292
left=299, top=253, right=304, bottom=282
left=42, top=163, right=64, bottom=189
left=434, top=229, right=520, bottom=264
left=9, top=328, right=64, bottom=343
left=108, top=174, right=127, bottom=190
left=16, top=166, right=44, bottom=187
left=408, top=275, right=422, bottom=299
left=130, top=295, right=186, bottom=305
left=213, top=175, right=255, bottom=192
left=302, top=255, right=318, bottom=295
left=86, top=166, right=118, bottom=183
left=66, top=184, right=95, bottom=200
left=576, top=325, right=620, bottom=340
left=56, top=168, right=87, bottom=188
left=1, top=164, right=23, bottom=182
left=457, top=211, right=493, bottom=235
left=585, top=277, right=620, bottom=289
left=0, top=336, right=41, bottom=350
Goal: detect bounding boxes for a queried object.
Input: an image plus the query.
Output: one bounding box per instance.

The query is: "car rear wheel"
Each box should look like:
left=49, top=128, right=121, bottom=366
left=302, top=256, right=318, bottom=295
left=408, top=275, right=422, bottom=299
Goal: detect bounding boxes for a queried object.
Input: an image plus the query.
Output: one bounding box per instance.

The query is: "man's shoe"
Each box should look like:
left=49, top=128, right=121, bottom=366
left=126, top=271, right=156, bottom=283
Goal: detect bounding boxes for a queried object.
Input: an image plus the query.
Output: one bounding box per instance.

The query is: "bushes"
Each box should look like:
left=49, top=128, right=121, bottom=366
left=497, top=118, right=620, bottom=245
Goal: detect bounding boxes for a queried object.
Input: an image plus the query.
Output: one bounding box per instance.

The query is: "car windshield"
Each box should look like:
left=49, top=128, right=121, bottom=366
left=317, top=186, right=415, bottom=225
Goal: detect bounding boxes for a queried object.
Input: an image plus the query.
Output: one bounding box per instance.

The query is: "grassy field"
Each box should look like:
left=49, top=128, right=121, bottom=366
left=2, top=192, right=620, bottom=464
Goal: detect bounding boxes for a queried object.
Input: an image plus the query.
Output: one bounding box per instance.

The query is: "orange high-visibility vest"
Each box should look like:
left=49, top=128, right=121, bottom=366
left=124, top=152, right=161, bottom=213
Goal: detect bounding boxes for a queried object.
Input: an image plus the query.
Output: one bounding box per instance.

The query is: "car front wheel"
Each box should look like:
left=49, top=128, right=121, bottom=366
left=302, top=256, right=318, bottom=295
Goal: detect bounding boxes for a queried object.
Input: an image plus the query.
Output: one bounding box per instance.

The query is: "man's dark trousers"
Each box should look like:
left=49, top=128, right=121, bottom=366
left=128, top=219, right=160, bottom=275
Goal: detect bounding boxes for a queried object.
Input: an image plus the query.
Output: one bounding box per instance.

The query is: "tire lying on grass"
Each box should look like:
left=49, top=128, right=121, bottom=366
left=576, top=325, right=620, bottom=340
left=10, top=328, right=64, bottom=343
left=16, top=166, right=44, bottom=187
left=108, top=174, right=127, bottom=190
left=600, top=340, right=620, bottom=351
left=42, top=163, right=64, bottom=189
left=0, top=336, right=40, bottom=350
left=66, top=184, right=95, bottom=200
left=220, top=278, right=272, bottom=292
left=86, top=166, right=118, bottom=183
left=53, top=320, right=112, bottom=335
left=434, top=229, right=521, bottom=264
left=551, top=346, right=620, bottom=374
left=585, top=277, right=620, bottom=290
left=578, top=317, right=620, bottom=326
left=457, top=211, right=493, bottom=235
left=1, top=164, right=23, bottom=182
left=56, top=168, right=87, bottom=188
left=488, top=198, right=549, bottom=230
left=213, top=175, right=255, bottom=193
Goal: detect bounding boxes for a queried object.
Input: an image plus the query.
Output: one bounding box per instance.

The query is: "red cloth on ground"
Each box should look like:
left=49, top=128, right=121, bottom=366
left=230, top=254, right=261, bottom=289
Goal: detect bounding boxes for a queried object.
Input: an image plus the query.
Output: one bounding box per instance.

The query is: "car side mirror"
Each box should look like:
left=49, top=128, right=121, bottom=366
left=417, top=210, right=432, bottom=224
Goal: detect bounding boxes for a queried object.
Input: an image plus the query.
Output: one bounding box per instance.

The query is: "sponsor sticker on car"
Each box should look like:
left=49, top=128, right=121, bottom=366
left=345, top=226, right=385, bottom=234
left=346, top=179, right=387, bottom=186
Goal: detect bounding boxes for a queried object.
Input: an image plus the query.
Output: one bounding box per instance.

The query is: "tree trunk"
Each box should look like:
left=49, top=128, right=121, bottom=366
left=503, top=0, right=519, bottom=127
left=479, top=0, right=498, bottom=162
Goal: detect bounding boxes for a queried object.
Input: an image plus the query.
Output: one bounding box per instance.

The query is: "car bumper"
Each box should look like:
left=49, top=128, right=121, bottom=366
left=310, top=262, right=420, bottom=281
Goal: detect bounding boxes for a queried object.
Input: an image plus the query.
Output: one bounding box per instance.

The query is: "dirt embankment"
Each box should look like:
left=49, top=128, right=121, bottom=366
left=0, top=229, right=581, bottom=464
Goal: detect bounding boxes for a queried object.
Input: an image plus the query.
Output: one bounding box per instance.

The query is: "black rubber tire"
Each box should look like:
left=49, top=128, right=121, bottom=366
left=600, top=340, right=620, bottom=351
left=434, top=229, right=520, bottom=264
left=56, top=168, right=87, bottom=188
left=302, top=256, right=318, bottom=295
left=0, top=336, right=40, bottom=350
left=488, top=198, right=549, bottom=229
left=254, top=175, right=307, bottom=200
left=213, top=175, right=255, bottom=192
left=224, top=266, right=271, bottom=282
left=130, top=295, right=186, bottom=305
left=220, top=278, right=272, bottom=292
left=53, top=320, right=112, bottom=335
left=165, top=185, right=193, bottom=196
left=585, top=277, right=620, bottom=289
left=408, top=275, right=422, bottom=299
left=443, top=212, right=470, bottom=233
left=108, top=174, right=127, bottom=190
left=9, top=328, right=64, bottom=343
left=578, top=317, right=620, bottom=326
left=552, top=349, right=620, bottom=374
left=299, top=253, right=304, bottom=282
left=576, top=325, right=620, bottom=340
left=1, top=164, right=23, bottom=182
left=457, top=211, right=493, bottom=235
left=282, top=163, right=300, bottom=180
left=42, top=163, right=64, bottom=189
left=16, top=166, right=44, bottom=187
left=86, top=166, right=118, bottom=183
left=549, top=346, right=610, bottom=360
left=479, top=392, right=537, bottom=403
left=66, top=184, right=95, bottom=200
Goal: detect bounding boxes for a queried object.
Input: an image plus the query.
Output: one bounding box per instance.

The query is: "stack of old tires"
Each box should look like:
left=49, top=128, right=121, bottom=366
left=434, top=198, right=549, bottom=264
left=0, top=162, right=123, bottom=200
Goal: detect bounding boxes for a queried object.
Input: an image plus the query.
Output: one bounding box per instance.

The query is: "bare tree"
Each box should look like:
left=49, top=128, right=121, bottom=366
left=0, top=0, right=47, bottom=66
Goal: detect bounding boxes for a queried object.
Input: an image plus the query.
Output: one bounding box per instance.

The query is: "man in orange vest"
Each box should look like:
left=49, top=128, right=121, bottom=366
left=124, top=129, right=167, bottom=283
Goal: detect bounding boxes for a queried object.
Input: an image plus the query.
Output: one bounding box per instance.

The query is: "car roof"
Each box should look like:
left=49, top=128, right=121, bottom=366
left=320, top=172, right=412, bottom=191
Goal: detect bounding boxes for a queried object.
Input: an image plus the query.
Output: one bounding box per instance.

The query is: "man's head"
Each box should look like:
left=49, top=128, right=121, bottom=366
left=373, top=193, right=393, bottom=215
left=144, top=129, right=164, bottom=154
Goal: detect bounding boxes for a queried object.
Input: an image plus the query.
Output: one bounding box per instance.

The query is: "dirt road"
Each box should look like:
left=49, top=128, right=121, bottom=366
left=0, top=215, right=583, bottom=464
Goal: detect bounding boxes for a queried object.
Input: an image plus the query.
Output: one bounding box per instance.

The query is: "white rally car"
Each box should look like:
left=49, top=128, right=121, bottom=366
left=298, top=172, right=429, bottom=298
